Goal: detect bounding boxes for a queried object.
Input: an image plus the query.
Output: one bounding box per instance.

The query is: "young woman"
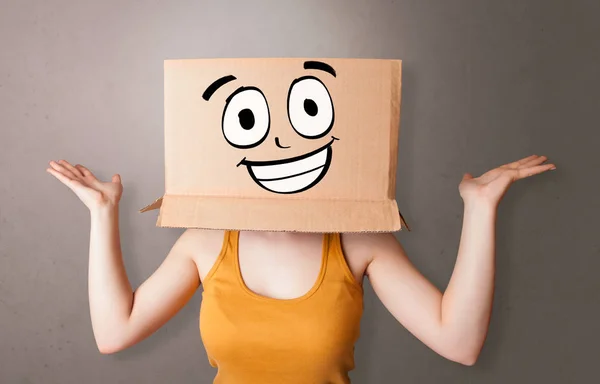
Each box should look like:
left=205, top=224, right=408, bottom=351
left=46, top=155, right=555, bottom=383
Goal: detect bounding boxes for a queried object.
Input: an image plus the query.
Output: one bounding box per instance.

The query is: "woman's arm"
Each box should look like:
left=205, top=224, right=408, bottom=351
left=363, top=204, right=495, bottom=365
left=89, top=206, right=200, bottom=354
left=362, top=155, right=555, bottom=365
left=47, top=160, right=201, bottom=354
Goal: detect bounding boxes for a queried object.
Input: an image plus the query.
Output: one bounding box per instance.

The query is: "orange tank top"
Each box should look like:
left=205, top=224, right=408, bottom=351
left=199, top=230, right=364, bottom=384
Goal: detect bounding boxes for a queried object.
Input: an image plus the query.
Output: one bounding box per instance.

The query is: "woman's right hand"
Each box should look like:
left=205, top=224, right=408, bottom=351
left=46, top=160, right=123, bottom=211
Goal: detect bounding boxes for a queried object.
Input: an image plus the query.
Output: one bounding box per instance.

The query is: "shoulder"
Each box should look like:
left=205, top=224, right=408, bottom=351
left=170, top=229, right=227, bottom=264
left=176, top=228, right=226, bottom=245
left=341, top=232, right=405, bottom=273
left=340, top=232, right=401, bottom=258
left=170, top=229, right=229, bottom=280
left=337, top=232, right=403, bottom=279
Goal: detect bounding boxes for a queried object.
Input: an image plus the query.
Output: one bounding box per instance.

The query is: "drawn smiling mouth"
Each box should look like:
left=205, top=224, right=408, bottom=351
left=237, top=136, right=338, bottom=194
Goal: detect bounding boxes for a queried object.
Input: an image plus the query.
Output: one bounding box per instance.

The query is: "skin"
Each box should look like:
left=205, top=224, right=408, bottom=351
left=46, top=155, right=555, bottom=366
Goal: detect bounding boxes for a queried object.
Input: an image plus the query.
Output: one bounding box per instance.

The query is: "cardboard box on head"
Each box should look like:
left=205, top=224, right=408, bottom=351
left=140, top=57, right=408, bottom=233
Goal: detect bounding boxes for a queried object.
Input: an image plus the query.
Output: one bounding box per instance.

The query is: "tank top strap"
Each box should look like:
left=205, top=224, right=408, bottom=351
left=322, top=233, right=359, bottom=285
left=201, top=230, right=237, bottom=285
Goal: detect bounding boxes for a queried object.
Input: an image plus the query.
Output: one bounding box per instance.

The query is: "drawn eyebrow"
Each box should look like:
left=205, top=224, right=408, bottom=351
left=303, top=61, right=336, bottom=77
left=202, top=75, right=237, bottom=101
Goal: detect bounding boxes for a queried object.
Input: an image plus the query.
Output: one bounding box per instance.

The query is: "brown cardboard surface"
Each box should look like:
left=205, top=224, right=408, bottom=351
left=141, top=58, right=405, bottom=233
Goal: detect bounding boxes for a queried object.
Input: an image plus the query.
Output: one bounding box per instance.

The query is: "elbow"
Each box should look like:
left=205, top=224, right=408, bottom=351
left=455, top=353, right=479, bottom=366
left=97, top=341, right=123, bottom=355
left=439, top=332, right=485, bottom=366
left=448, top=348, right=481, bottom=366
left=439, top=342, right=481, bottom=366
left=93, top=325, right=130, bottom=355
left=95, top=335, right=128, bottom=355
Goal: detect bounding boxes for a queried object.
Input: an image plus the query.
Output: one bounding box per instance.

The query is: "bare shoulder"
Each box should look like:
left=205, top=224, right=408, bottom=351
left=340, top=232, right=401, bottom=259
left=336, top=232, right=400, bottom=282
left=173, top=229, right=227, bottom=280
left=341, top=232, right=405, bottom=273
left=175, top=228, right=225, bottom=251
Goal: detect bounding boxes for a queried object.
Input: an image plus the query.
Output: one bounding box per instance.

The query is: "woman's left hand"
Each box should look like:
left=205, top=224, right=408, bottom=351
left=459, top=155, right=556, bottom=208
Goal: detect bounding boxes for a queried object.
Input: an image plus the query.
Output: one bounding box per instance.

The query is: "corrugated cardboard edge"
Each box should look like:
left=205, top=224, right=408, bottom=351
left=140, top=195, right=404, bottom=233
left=389, top=60, right=410, bottom=232
left=398, top=210, right=410, bottom=232
left=139, top=196, right=163, bottom=213
left=388, top=60, right=401, bottom=200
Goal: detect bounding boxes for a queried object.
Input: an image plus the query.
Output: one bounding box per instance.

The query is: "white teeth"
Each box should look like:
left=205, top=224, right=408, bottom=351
left=247, top=146, right=330, bottom=193
left=257, top=167, right=324, bottom=193
left=250, top=147, right=328, bottom=181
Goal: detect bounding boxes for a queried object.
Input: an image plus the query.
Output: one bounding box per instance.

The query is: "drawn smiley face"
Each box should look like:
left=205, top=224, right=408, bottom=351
left=202, top=61, right=339, bottom=194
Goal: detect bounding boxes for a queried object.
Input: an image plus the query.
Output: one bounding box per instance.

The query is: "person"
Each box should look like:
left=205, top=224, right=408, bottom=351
left=46, top=155, right=555, bottom=383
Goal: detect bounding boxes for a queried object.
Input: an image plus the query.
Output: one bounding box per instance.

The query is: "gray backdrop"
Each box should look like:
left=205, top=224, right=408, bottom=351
left=1, top=0, right=598, bottom=383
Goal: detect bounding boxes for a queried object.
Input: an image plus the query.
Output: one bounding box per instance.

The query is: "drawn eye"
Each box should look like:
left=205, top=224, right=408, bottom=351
left=222, top=87, right=270, bottom=149
left=287, top=76, right=334, bottom=139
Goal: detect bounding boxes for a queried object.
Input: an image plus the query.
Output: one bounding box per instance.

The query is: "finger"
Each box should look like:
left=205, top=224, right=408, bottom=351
left=516, top=163, right=556, bottom=179
left=46, top=167, right=82, bottom=191
left=519, top=155, right=548, bottom=169
left=58, top=160, right=83, bottom=178
left=507, top=155, right=539, bottom=169
left=112, top=174, right=121, bottom=184
left=76, top=164, right=106, bottom=191
left=462, top=173, right=474, bottom=181
left=75, top=164, right=94, bottom=178
left=49, top=160, right=77, bottom=180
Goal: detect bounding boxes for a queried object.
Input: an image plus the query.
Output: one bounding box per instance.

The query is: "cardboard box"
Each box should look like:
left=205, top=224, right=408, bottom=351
left=141, top=58, right=407, bottom=233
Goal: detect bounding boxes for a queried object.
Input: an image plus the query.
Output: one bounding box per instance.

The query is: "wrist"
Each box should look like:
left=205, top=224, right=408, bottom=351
left=463, top=198, right=497, bottom=215
left=90, top=203, right=119, bottom=219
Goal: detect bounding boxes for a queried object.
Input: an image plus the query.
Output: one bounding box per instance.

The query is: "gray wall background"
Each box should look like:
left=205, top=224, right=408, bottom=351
left=1, top=0, right=598, bottom=383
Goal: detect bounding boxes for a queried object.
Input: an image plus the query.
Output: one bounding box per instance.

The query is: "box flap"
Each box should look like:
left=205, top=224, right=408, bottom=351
left=398, top=209, right=410, bottom=232
left=139, top=196, right=163, bottom=213
left=145, top=195, right=403, bottom=233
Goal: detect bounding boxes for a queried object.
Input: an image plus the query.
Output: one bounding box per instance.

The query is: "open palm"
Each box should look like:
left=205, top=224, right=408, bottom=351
left=459, top=155, right=556, bottom=207
left=46, top=160, right=123, bottom=210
